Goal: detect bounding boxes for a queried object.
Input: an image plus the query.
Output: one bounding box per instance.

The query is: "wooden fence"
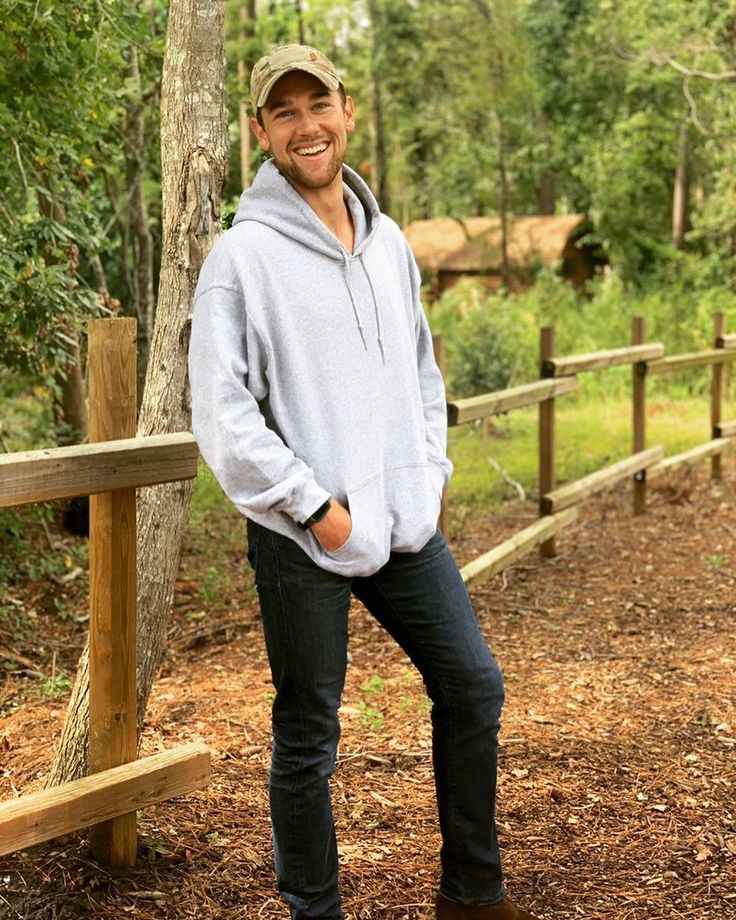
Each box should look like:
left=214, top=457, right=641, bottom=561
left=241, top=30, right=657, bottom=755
left=437, top=312, right=736, bottom=588
left=1, top=312, right=733, bottom=866
left=0, top=318, right=209, bottom=868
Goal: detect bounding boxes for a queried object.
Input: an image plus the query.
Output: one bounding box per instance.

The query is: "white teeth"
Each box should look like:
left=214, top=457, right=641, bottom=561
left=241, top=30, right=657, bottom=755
left=295, top=143, right=328, bottom=155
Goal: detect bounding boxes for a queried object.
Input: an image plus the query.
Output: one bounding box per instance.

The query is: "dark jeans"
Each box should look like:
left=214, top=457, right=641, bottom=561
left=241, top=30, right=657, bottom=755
left=246, top=520, right=506, bottom=918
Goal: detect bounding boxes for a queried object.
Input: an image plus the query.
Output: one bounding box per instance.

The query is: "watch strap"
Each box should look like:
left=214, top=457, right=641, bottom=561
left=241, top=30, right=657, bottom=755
left=297, top=498, right=332, bottom=530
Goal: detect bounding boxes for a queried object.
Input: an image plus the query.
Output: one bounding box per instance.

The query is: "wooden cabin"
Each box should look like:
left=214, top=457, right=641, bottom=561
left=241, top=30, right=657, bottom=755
left=403, top=214, right=601, bottom=298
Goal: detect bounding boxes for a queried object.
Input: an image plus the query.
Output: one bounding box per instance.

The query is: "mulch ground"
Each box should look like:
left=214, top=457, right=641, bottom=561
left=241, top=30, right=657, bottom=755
left=1, top=460, right=735, bottom=919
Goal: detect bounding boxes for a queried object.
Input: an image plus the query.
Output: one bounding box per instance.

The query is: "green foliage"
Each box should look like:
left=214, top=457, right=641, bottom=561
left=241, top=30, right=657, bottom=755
left=429, top=274, right=736, bottom=401
left=40, top=673, right=72, bottom=701
left=0, top=0, right=161, bottom=379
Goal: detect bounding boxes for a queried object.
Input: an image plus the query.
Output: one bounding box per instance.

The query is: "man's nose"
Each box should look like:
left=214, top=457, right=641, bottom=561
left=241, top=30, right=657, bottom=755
left=295, top=110, right=321, bottom=135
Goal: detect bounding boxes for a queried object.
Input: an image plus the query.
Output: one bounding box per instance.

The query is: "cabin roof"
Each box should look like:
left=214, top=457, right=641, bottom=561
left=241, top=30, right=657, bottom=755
left=403, top=214, right=586, bottom=273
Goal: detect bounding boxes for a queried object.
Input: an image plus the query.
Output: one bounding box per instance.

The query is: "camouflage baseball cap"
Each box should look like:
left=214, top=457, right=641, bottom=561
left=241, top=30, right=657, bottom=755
left=250, top=44, right=342, bottom=110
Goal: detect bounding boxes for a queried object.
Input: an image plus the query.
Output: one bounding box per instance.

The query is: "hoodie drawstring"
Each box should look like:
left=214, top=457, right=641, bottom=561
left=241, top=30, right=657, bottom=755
left=339, top=249, right=386, bottom=365
left=360, top=256, right=386, bottom=365
left=341, top=250, right=368, bottom=352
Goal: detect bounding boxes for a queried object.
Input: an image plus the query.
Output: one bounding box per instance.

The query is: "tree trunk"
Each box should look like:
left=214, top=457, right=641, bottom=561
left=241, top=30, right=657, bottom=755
left=237, top=0, right=257, bottom=191
left=51, top=334, right=89, bottom=446
left=367, top=0, right=389, bottom=213
left=124, top=43, right=157, bottom=407
left=537, top=117, right=555, bottom=215
left=46, top=0, right=229, bottom=787
left=37, top=190, right=89, bottom=446
left=496, top=110, right=511, bottom=288
left=672, top=119, right=689, bottom=250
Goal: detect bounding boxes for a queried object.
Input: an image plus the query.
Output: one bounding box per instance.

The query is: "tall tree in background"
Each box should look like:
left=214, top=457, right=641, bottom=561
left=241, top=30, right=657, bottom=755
left=235, top=0, right=258, bottom=191
left=367, top=0, right=390, bottom=212
left=47, top=0, right=230, bottom=784
left=123, top=37, right=157, bottom=400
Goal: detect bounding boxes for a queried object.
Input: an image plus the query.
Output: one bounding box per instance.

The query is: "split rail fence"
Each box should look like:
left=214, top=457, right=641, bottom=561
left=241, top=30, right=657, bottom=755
left=0, top=318, right=210, bottom=868
left=0, top=312, right=733, bottom=866
left=435, top=311, right=736, bottom=588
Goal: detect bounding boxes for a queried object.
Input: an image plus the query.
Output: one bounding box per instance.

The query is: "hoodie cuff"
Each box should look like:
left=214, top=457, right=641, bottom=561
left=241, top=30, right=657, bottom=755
left=286, top=480, right=333, bottom=526
left=428, top=456, right=452, bottom=498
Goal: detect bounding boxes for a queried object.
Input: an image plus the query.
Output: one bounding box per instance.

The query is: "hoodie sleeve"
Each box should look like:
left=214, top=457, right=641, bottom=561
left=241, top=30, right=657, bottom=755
left=403, top=240, right=454, bottom=493
left=188, top=282, right=331, bottom=523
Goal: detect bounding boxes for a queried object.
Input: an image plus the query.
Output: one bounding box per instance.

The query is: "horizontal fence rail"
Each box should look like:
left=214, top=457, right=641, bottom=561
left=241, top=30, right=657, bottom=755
left=447, top=377, right=578, bottom=426
left=647, top=349, right=736, bottom=375
left=0, top=432, right=198, bottom=508
left=0, top=743, right=210, bottom=857
left=541, top=343, right=665, bottom=377
left=431, top=310, right=734, bottom=585
left=648, top=438, right=735, bottom=481
left=541, top=447, right=665, bottom=514
left=716, top=420, right=736, bottom=438
left=460, top=508, right=577, bottom=587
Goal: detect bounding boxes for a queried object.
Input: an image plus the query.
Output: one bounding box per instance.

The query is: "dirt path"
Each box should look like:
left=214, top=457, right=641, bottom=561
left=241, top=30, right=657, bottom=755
left=1, top=463, right=735, bottom=919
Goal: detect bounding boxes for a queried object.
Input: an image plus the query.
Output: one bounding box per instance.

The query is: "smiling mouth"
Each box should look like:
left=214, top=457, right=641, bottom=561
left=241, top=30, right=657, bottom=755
left=293, top=142, right=329, bottom=157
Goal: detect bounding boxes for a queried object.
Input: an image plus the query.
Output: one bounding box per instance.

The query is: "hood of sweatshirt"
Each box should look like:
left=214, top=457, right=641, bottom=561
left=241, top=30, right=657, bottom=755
left=233, top=161, right=387, bottom=361
left=233, top=159, right=381, bottom=257
left=189, top=158, right=452, bottom=578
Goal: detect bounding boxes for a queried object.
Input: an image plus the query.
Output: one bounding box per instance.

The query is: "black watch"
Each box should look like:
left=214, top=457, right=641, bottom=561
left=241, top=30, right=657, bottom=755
left=297, top=499, right=332, bottom=530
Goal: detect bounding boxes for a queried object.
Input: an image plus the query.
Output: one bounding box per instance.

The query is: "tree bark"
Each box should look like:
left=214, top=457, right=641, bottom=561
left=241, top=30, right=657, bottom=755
left=496, top=109, right=511, bottom=288
left=46, top=0, right=229, bottom=787
left=368, top=0, right=390, bottom=213
left=537, top=116, right=555, bottom=215
left=37, top=190, right=89, bottom=446
left=237, top=0, right=257, bottom=191
left=124, top=43, right=157, bottom=407
left=672, top=119, right=689, bottom=250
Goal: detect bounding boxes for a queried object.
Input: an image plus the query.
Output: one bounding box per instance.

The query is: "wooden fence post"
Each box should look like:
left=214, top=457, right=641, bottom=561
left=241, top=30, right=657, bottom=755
left=539, top=326, right=556, bottom=557
left=632, top=316, right=647, bottom=515
left=88, top=318, right=138, bottom=867
left=711, top=311, right=725, bottom=480
left=433, top=333, right=449, bottom=539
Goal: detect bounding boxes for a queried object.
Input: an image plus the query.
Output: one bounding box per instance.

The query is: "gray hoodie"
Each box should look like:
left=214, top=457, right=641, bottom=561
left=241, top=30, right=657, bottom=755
left=188, top=159, right=452, bottom=577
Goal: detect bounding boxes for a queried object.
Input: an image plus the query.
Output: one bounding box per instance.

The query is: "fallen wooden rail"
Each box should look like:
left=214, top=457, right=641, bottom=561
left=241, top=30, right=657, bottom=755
left=0, top=743, right=210, bottom=857
left=448, top=377, right=578, bottom=426
left=460, top=508, right=578, bottom=588
left=647, top=438, right=735, bottom=481
left=0, top=433, right=199, bottom=508
left=542, top=343, right=664, bottom=377
left=647, top=349, right=736, bottom=375
left=541, top=446, right=665, bottom=514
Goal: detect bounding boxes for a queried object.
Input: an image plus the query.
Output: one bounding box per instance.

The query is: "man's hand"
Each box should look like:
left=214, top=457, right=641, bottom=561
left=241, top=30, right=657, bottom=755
left=311, top=501, right=352, bottom=552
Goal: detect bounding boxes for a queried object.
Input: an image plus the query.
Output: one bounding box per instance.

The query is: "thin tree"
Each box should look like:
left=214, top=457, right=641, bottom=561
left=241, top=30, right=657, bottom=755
left=123, top=41, right=156, bottom=402
left=47, top=0, right=229, bottom=785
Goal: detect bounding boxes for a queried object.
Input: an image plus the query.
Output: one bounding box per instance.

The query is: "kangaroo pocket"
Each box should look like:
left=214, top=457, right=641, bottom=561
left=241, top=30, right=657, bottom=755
left=315, top=463, right=441, bottom=577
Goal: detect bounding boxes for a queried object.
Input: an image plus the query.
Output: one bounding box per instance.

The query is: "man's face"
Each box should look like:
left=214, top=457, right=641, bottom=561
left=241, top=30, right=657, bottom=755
left=251, top=71, right=355, bottom=196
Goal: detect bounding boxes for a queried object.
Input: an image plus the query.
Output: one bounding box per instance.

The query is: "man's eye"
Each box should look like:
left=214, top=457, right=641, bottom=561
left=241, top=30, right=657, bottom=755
left=275, top=110, right=293, bottom=119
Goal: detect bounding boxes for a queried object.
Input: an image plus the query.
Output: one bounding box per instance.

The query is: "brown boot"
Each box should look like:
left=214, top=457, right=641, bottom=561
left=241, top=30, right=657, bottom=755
left=436, top=892, right=538, bottom=920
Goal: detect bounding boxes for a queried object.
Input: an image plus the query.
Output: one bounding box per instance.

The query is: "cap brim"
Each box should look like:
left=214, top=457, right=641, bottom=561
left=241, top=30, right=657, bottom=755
left=255, top=64, right=341, bottom=109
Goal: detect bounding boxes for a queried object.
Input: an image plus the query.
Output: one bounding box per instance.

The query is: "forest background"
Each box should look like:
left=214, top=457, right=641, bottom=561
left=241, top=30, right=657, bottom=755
left=1, top=0, right=736, bottom=526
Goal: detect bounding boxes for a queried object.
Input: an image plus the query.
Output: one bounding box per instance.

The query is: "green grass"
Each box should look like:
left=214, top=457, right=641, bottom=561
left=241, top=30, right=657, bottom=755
left=447, top=392, right=722, bottom=511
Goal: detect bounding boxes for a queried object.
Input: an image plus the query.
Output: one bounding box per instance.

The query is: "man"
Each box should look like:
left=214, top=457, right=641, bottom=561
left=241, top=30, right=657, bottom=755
left=188, top=43, right=537, bottom=920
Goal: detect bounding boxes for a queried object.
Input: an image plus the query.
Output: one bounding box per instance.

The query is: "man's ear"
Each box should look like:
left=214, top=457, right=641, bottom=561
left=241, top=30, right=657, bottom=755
left=344, top=96, right=356, bottom=134
left=251, top=115, right=271, bottom=153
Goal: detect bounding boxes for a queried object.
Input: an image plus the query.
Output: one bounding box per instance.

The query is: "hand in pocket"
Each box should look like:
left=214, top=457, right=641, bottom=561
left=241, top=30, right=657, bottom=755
left=311, top=501, right=353, bottom=552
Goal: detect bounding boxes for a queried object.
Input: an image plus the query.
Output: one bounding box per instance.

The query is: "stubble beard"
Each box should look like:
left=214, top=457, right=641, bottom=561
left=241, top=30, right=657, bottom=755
left=273, top=145, right=344, bottom=193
